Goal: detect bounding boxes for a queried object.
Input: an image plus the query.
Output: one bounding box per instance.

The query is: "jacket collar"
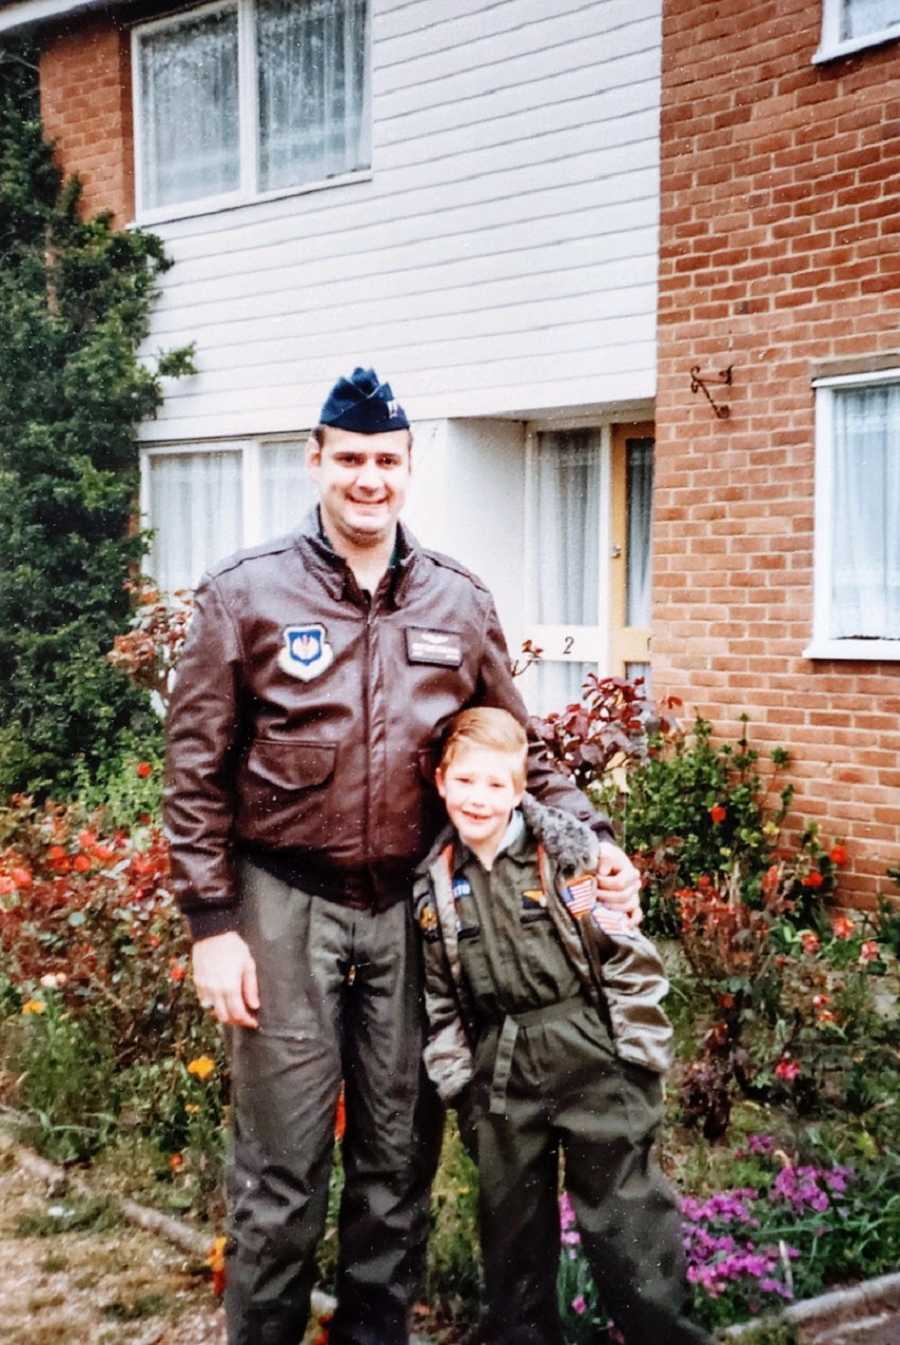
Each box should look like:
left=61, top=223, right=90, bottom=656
left=294, top=507, right=420, bottom=608
left=418, top=792, right=599, bottom=880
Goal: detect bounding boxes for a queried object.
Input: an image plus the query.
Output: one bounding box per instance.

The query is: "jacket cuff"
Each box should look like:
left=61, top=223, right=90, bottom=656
left=185, top=904, right=241, bottom=943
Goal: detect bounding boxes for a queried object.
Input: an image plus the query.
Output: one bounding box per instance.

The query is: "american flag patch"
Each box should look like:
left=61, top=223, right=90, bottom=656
left=562, top=874, right=596, bottom=917
left=591, top=904, right=636, bottom=937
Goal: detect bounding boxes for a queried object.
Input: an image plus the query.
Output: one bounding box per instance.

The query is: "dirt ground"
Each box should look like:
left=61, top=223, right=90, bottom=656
left=0, top=1144, right=229, bottom=1345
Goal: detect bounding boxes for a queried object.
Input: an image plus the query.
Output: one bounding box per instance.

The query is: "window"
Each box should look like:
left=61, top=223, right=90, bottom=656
left=133, top=0, right=370, bottom=219
left=814, top=0, right=900, bottom=61
left=142, top=438, right=317, bottom=592
left=806, top=373, right=900, bottom=660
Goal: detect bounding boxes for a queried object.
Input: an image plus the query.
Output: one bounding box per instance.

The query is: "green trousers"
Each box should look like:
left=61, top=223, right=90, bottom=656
left=461, top=1001, right=713, bottom=1345
left=224, top=861, right=442, bottom=1345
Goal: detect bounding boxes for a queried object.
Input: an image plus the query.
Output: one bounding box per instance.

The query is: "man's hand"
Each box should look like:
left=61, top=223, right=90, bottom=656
left=596, top=842, right=643, bottom=926
left=192, top=931, right=260, bottom=1029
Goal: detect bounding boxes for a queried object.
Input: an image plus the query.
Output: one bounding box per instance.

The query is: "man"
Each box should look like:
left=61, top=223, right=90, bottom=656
left=165, top=368, right=642, bottom=1345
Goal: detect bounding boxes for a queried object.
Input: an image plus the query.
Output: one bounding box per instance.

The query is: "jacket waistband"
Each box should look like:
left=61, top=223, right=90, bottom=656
left=239, top=846, right=415, bottom=911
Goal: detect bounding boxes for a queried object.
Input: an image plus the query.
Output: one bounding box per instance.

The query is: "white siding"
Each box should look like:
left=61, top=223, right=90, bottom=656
left=140, top=0, right=661, bottom=442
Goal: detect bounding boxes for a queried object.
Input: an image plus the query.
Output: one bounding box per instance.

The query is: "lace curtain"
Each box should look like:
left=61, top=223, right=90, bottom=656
left=139, top=7, right=240, bottom=210
left=525, top=429, right=602, bottom=715
left=257, top=0, right=369, bottom=191
left=831, top=384, right=900, bottom=640
left=841, top=0, right=900, bottom=39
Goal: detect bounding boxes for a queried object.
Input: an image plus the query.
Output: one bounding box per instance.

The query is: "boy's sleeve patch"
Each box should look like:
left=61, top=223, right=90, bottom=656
left=416, top=898, right=441, bottom=943
left=561, top=873, right=597, bottom=918
left=591, top=904, right=638, bottom=938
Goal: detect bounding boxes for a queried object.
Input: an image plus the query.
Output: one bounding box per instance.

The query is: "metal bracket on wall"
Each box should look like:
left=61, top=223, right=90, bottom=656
left=690, top=365, right=733, bottom=419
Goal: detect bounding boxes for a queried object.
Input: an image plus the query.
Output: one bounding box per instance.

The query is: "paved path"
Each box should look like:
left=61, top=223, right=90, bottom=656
left=0, top=1144, right=228, bottom=1345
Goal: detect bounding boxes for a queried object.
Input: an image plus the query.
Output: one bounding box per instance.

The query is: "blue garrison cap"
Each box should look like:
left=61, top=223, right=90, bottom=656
left=319, top=367, right=410, bottom=434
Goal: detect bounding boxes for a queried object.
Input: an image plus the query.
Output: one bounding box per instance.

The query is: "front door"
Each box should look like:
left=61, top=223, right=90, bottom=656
left=521, top=421, right=654, bottom=716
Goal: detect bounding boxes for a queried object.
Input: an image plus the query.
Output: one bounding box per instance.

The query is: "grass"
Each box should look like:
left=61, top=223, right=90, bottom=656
left=13, top=1195, right=121, bottom=1238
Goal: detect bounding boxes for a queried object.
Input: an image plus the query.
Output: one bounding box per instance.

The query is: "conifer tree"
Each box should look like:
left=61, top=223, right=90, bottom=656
left=0, top=47, right=193, bottom=793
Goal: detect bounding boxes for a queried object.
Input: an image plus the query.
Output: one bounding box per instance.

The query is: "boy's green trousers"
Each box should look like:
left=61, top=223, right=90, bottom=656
left=223, top=861, right=442, bottom=1345
left=460, top=999, right=713, bottom=1345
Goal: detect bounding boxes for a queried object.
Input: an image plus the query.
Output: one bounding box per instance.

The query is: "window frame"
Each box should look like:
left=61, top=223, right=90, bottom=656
left=805, top=368, right=900, bottom=661
left=813, top=0, right=900, bottom=63
left=140, top=433, right=315, bottom=591
left=131, top=0, right=372, bottom=225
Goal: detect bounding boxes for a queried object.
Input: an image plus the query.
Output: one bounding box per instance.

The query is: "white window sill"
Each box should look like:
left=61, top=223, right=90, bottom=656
left=131, top=168, right=372, bottom=229
left=813, top=27, right=900, bottom=63
left=803, top=639, right=900, bottom=661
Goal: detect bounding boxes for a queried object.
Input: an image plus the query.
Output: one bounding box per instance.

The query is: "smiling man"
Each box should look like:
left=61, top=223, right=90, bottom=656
left=164, top=367, right=642, bottom=1345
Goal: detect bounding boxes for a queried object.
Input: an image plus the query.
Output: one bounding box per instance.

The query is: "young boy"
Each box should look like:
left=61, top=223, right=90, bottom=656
left=414, top=707, right=712, bottom=1345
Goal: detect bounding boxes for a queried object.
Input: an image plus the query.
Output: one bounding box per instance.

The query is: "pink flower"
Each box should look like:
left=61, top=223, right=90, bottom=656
left=571, top=1295, right=586, bottom=1315
left=775, top=1058, right=800, bottom=1082
left=859, top=940, right=879, bottom=964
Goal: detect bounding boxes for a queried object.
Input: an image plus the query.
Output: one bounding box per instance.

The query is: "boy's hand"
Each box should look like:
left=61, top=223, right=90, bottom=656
left=596, top=842, right=643, bottom=926
left=192, top=931, right=260, bottom=1028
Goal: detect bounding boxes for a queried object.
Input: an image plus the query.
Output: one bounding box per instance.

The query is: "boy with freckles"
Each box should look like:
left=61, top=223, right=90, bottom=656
left=414, top=707, right=713, bottom=1345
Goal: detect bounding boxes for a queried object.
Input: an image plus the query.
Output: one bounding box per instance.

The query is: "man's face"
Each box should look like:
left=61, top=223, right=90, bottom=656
left=436, top=745, right=525, bottom=855
left=306, top=427, right=411, bottom=548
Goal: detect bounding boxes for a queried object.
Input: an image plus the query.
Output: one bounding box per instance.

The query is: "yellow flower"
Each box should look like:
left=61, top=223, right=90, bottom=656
left=187, top=1055, right=216, bottom=1080
left=21, top=999, right=46, bottom=1015
left=185, top=1103, right=201, bottom=1114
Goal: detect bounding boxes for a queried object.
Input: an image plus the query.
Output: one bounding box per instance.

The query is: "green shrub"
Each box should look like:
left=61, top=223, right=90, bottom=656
left=0, top=71, right=192, bottom=796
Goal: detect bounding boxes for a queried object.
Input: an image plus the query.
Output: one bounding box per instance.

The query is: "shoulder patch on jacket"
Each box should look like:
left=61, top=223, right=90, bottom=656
left=416, top=893, right=442, bottom=943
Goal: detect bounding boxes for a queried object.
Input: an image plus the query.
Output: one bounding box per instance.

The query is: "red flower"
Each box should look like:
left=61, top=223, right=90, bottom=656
left=801, top=870, right=824, bottom=889
left=709, top=804, right=727, bottom=825
left=10, top=866, right=32, bottom=889
left=169, top=1153, right=184, bottom=1172
left=136, top=761, right=153, bottom=779
left=169, top=960, right=187, bottom=983
left=335, top=1087, right=346, bottom=1142
left=775, top=1058, right=800, bottom=1082
left=811, top=993, right=829, bottom=1009
left=47, top=845, right=67, bottom=861
left=832, top=914, right=854, bottom=940
left=78, top=829, right=97, bottom=849
left=73, top=853, right=92, bottom=873
left=829, top=844, right=849, bottom=867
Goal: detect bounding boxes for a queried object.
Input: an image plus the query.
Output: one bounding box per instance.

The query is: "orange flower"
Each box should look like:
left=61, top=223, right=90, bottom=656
left=829, top=844, right=849, bottom=866
left=0, top=877, right=15, bottom=896
left=207, top=1235, right=228, bottom=1296
left=187, top=1055, right=216, bottom=1081
left=47, top=845, right=67, bottom=861
left=800, top=931, right=820, bottom=955
left=78, top=829, right=97, bottom=849
left=832, top=914, right=854, bottom=940
left=169, top=960, right=187, bottom=983
left=169, top=1153, right=184, bottom=1172
left=709, top=804, right=727, bottom=825
left=335, top=1087, right=346, bottom=1142
left=10, top=866, right=32, bottom=889
left=73, top=853, right=91, bottom=873
left=21, top=999, right=46, bottom=1016
left=816, top=1008, right=837, bottom=1024
left=801, top=870, right=824, bottom=889
left=136, top=761, right=153, bottom=779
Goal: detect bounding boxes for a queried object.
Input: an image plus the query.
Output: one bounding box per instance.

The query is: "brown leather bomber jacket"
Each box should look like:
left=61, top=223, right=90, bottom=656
left=164, top=511, right=613, bottom=941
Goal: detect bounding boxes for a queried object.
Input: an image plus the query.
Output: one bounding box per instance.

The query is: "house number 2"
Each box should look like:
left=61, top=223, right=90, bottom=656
left=563, top=635, right=575, bottom=656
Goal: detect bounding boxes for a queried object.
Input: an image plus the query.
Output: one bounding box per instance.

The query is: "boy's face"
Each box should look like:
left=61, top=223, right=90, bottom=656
left=435, top=744, right=525, bottom=854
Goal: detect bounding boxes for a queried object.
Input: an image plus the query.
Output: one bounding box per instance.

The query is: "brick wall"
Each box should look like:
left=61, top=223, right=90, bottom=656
left=39, top=11, right=134, bottom=225
left=656, top=0, right=900, bottom=904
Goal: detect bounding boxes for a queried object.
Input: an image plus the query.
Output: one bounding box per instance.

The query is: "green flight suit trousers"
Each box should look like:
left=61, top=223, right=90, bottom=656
left=462, top=1003, right=713, bottom=1345
left=224, top=861, right=442, bottom=1345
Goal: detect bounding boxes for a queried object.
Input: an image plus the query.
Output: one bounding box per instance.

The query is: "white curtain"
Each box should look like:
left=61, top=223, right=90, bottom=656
left=625, top=436, right=654, bottom=628
left=149, top=451, right=243, bottom=593
left=261, top=443, right=318, bottom=538
left=842, top=0, right=900, bottom=39
left=525, top=429, right=602, bottom=715
left=256, top=0, right=369, bottom=191
left=139, top=7, right=241, bottom=209
left=832, top=384, right=900, bottom=640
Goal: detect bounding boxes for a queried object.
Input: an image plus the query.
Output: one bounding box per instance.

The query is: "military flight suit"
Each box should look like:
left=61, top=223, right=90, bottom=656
left=420, top=809, right=712, bottom=1345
